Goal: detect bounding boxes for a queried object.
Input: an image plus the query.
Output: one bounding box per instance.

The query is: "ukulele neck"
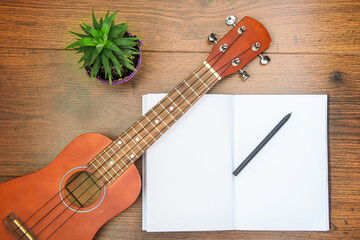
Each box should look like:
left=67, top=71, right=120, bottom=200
left=88, top=61, right=221, bottom=185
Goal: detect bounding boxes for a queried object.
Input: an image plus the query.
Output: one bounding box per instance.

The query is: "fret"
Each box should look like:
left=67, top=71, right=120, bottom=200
left=119, top=147, right=135, bottom=163
left=125, top=131, right=144, bottom=153
left=185, top=72, right=211, bottom=99
left=143, top=115, right=163, bottom=135
left=120, top=141, right=138, bottom=160
left=120, top=136, right=139, bottom=157
left=95, top=157, right=112, bottom=178
left=109, top=145, right=128, bottom=169
left=166, top=96, right=185, bottom=115
left=203, top=61, right=221, bottom=81
left=193, top=71, right=210, bottom=90
left=105, top=147, right=126, bottom=172
left=151, top=109, right=171, bottom=127
left=114, top=141, right=135, bottom=164
left=100, top=153, right=120, bottom=177
left=137, top=120, right=157, bottom=141
left=158, top=103, right=177, bottom=122
left=176, top=88, right=193, bottom=106
left=144, top=110, right=168, bottom=132
left=184, top=80, right=200, bottom=99
left=96, top=154, right=117, bottom=179
left=90, top=161, right=111, bottom=183
left=107, top=146, right=121, bottom=162
left=130, top=126, right=151, bottom=147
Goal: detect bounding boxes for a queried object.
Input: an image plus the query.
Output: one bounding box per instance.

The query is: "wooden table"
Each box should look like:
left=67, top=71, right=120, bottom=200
left=0, top=0, right=359, bottom=239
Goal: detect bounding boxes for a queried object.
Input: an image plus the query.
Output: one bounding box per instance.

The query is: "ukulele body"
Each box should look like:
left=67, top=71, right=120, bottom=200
left=0, top=133, right=141, bottom=239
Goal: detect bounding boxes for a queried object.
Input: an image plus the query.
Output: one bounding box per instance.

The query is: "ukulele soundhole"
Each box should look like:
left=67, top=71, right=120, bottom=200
left=64, top=171, right=101, bottom=208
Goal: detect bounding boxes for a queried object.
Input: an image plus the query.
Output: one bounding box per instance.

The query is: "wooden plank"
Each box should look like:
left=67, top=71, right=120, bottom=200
left=0, top=50, right=359, bottom=180
left=0, top=1, right=359, bottom=239
left=0, top=0, right=359, bottom=53
left=0, top=49, right=359, bottom=239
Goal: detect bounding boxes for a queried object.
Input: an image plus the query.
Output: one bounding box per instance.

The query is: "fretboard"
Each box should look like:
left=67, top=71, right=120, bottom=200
left=88, top=61, right=221, bottom=185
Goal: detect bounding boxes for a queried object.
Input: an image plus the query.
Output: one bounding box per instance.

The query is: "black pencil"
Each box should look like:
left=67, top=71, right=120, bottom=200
left=233, top=113, right=292, bottom=176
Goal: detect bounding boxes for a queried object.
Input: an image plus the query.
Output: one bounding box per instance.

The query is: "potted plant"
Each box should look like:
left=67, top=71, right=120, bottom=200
left=65, top=10, right=142, bottom=85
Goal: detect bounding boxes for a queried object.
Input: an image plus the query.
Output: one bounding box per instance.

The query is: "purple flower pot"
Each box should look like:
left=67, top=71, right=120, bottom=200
left=85, top=34, right=143, bottom=85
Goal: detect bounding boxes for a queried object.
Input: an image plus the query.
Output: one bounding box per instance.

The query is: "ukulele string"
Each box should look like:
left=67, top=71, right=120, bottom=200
left=104, top=29, right=248, bottom=167
left=16, top=161, right=97, bottom=229
left=39, top=30, right=249, bottom=238
left=86, top=56, right=221, bottom=176
left=43, top=62, right=223, bottom=239
left=19, top=169, right=105, bottom=239
left=22, top=55, right=226, bottom=240
left=32, top=172, right=104, bottom=239
left=217, top=45, right=254, bottom=75
left=99, top=30, right=251, bottom=174
left=86, top=27, right=248, bottom=182
left=93, top=31, right=253, bottom=186
left=16, top=139, right=132, bottom=237
left=19, top=64, right=211, bottom=240
left=206, top=30, right=245, bottom=67
left=96, top=30, right=248, bottom=173
left=41, top=43, right=246, bottom=238
left=21, top=31, right=248, bottom=239
left=17, top=62, right=207, bottom=237
left=31, top=64, right=212, bottom=239
left=44, top=178, right=106, bottom=239
left=18, top=28, right=247, bottom=235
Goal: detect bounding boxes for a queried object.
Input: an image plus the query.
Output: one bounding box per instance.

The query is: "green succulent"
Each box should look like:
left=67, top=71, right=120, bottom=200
left=65, top=10, right=140, bottom=85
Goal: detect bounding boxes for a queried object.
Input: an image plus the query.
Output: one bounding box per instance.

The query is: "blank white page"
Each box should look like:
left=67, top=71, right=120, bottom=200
left=233, top=95, right=329, bottom=231
left=142, top=94, right=235, bottom=232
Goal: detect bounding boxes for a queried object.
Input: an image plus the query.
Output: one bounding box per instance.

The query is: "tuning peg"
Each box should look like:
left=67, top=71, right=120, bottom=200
left=258, top=54, right=270, bottom=65
left=239, top=69, right=249, bottom=80
left=225, top=16, right=236, bottom=27
left=208, top=33, right=218, bottom=43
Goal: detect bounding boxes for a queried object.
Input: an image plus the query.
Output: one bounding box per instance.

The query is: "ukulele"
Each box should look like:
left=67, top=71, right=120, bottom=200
left=0, top=16, right=271, bottom=239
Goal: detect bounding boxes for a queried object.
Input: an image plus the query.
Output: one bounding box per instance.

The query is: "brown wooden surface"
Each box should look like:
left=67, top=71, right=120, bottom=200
left=0, top=0, right=359, bottom=239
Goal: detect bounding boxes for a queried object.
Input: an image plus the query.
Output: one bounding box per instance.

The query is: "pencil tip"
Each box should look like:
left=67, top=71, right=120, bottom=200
left=290, top=112, right=292, bottom=115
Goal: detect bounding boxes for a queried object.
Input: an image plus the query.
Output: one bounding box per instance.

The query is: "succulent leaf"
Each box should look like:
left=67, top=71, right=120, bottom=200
left=99, top=17, right=103, bottom=28
left=101, top=54, right=112, bottom=83
left=77, top=49, right=92, bottom=63
left=122, top=49, right=141, bottom=55
left=96, top=43, right=105, bottom=53
left=80, top=24, right=92, bottom=37
left=80, top=55, right=91, bottom=69
left=104, top=40, right=126, bottom=55
left=101, top=11, right=119, bottom=36
left=112, top=37, right=140, bottom=46
left=79, top=37, right=98, bottom=46
left=103, top=49, right=122, bottom=76
left=90, top=48, right=100, bottom=64
left=92, top=9, right=100, bottom=30
left=117, top=55, right=137, bottom=71
left=70, top=31, right=88, bottom=38
left=83, top=22, right=102, bottom=41
left=90, top=57, right=101, bottom=78
left=108, top=23, right=127, bottom=40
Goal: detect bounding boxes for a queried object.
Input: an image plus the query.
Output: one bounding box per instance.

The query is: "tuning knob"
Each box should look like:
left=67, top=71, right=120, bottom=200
left=225, top=16, right=236, bottom=27
left=258, top=54, right=270, bottom=65
left=208, top=33, right=218, bottom=43
left=239, top=69, right=249, bottom=80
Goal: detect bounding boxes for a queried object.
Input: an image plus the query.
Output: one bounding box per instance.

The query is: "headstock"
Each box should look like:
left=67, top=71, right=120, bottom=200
left=206, top=16, right=271, bottom=80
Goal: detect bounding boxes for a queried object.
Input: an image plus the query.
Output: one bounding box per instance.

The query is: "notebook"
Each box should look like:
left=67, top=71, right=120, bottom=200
left=142, top=94, right=329, bottom=232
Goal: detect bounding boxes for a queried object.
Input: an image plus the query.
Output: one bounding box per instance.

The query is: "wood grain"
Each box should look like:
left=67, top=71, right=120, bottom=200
left=0, top=0, right=359, bottom=239
left=0, top=0, right=359, bottom=53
